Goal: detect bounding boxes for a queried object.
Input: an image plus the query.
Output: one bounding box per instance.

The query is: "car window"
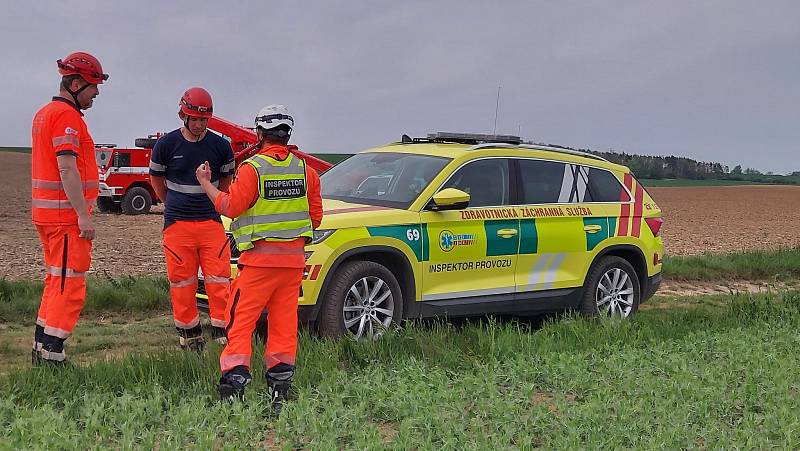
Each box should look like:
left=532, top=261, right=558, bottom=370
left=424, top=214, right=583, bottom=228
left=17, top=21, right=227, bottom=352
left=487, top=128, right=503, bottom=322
left=518, top=159, right=566, bottom=204
left=586, top=167, right=628, bottom=202
left=321, top=152, right=451, bottom=209
left=442, top=159, right=510, bottom=207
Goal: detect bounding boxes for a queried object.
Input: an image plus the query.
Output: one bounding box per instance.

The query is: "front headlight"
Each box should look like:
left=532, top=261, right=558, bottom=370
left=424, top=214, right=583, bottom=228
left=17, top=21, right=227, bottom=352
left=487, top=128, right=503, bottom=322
left=312, top=229, right=335, bottom=244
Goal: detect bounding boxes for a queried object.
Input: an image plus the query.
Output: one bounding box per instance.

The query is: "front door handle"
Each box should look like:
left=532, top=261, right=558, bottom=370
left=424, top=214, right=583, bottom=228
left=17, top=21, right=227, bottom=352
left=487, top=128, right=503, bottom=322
left=584, top=225, right=603, bottom=234
left=497, top=228, right=518, bottom=238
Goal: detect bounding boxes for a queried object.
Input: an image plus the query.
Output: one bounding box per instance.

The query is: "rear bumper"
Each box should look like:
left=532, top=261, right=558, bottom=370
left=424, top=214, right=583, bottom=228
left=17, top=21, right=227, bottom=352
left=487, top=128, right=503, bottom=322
left=643, top=272, right=662, bottom=302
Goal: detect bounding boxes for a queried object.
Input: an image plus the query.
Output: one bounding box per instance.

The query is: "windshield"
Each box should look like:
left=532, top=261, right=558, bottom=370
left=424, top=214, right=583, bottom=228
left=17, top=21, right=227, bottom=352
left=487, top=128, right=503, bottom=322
left=321, top=152, right=451, bottom=209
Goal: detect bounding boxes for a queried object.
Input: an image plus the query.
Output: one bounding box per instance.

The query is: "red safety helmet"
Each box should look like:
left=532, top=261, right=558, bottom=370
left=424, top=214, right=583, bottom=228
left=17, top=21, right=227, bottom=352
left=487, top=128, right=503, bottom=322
left=179, top=87, right=213, bottom=119
left=57, top=51, right=108, bottom=84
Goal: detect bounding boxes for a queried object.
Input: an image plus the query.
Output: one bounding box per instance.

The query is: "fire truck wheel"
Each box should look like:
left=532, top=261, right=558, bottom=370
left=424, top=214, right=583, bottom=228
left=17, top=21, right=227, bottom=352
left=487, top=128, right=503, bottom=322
left=134, top=138, right=158, bottom=148
left=121, top=187, right=153, bottom=215
left=96, top=197, right=120, bottom=213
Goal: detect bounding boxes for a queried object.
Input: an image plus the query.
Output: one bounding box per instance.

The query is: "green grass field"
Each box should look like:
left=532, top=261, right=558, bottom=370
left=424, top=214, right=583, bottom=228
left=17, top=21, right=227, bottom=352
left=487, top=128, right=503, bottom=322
left=2, top=292, right=800, bottom=448
left=4, top=250, right=800, bottom=447
left=663, top=248, right=800, bottom=281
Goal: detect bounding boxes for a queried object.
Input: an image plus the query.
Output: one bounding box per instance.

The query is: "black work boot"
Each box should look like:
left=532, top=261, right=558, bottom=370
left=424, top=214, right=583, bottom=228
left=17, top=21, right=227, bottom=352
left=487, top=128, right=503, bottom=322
left=266, top=363, right=295, bottom=414
left=218, top=365, right=252, bottom=401
left=39, top=333, right=67, bottom=366
left=178, top=324, right=205, bottom=353
left=210, top=326, right=228, bottom=345
left=31, top=324, right=45, bottom=365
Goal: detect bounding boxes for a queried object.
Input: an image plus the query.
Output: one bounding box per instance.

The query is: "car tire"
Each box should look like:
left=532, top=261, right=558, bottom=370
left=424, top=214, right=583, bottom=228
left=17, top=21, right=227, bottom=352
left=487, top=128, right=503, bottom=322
left=134, top=137, right=158, bottom=148
left=318, top=260, right=403, bottom=340
left=96, top=197, right=120, bottom=213
left=579, top=256, right=641, bottom=319
left=121, top=187, right=153, bottom=215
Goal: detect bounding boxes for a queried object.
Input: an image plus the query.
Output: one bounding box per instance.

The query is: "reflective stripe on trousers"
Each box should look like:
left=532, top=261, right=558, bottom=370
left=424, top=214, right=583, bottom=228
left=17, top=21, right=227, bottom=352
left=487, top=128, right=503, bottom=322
left=47, top=266, right=86, bottom=278
left=220, top=354, right=251, bottom=371
left=170, top=275, right=198, bottom=288
left=43, top=325, right=72, bottom=339
left=204, top=275, right=230, bottom=284
left=174, top=315, right=200, bottom=329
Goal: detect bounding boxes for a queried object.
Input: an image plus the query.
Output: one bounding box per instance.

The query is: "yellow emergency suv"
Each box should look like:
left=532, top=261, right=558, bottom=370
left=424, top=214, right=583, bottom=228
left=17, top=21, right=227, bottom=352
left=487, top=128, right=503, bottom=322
left=200, top=132, right=664, bottom=340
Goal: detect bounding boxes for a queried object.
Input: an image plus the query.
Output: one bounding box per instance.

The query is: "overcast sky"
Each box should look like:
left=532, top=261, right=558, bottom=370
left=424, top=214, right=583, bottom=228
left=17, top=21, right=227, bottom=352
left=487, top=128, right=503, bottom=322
left=3, top=1, right=799, bottom=173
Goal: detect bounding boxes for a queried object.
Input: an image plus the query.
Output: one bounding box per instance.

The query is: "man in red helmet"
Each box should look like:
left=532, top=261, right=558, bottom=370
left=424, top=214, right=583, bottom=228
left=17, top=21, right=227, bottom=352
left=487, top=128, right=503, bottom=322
left=30, top=51, right=108, bottom=364
left=149, top=87, right=235, bottom=351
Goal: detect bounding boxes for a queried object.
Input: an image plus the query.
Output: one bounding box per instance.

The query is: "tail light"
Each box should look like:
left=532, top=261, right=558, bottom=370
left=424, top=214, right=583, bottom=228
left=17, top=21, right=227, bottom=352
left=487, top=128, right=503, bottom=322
left=645, top=217, right=663, bottom=237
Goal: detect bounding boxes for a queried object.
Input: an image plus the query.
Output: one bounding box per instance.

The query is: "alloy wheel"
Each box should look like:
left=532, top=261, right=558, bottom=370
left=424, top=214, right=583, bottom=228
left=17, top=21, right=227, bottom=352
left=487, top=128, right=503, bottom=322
left=342, top=276, right=394, bottom=340
left=595, top=268, right=635, bottom=318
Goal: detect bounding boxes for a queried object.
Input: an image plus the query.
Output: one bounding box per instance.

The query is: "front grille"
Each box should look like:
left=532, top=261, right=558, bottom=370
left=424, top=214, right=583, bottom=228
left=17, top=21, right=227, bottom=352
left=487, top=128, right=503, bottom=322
left=227, top=232, right=240, bottom=262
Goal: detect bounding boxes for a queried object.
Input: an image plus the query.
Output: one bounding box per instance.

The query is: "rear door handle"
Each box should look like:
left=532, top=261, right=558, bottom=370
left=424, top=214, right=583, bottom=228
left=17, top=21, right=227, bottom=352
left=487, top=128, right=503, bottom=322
left=497, top=228, right=518, bottom=238
left=583, top=225, right=602, bottom=234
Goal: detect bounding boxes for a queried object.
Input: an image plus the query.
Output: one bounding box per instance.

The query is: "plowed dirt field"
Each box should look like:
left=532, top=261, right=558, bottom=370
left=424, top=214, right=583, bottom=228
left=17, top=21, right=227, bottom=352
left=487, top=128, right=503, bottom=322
left=2, top=152, right=798, bottom=280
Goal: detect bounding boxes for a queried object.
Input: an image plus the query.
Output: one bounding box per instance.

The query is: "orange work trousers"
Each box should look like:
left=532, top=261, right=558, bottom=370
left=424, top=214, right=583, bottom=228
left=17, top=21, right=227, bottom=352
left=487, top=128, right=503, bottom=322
left=162, top=220, right=231, bottom=330
left=219, top=265, right=302, bottom=373
left=35, top=224, right=92, bottom=340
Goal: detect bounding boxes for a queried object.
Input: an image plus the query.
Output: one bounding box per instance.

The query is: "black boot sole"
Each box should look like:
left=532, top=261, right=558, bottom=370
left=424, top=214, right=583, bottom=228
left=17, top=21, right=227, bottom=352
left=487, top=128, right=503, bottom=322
left=218, top=383, right=244, bottom=401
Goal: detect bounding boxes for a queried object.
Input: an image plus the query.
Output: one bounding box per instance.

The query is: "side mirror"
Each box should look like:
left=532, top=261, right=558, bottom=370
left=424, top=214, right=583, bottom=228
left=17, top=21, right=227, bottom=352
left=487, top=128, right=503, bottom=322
left=426, top=188, right=470, bottom=211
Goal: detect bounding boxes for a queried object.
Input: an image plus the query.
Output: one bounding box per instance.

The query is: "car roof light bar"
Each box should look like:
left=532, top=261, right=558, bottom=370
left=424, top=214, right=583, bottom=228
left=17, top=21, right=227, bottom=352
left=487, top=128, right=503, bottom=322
left=427, top=132, right=522, bottom=145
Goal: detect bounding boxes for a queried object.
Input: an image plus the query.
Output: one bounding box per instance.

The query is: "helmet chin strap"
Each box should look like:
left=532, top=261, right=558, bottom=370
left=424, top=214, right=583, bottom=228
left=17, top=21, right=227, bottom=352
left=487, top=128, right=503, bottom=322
left=183, top=117, right=204, bottom=141
left=62, top=79, right=91, bottom=109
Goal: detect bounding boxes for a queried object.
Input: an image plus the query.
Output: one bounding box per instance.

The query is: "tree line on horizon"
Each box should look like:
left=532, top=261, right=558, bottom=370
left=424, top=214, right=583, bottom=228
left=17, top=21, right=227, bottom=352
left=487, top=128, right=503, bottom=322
left=527, top=142, right=799, bottom=184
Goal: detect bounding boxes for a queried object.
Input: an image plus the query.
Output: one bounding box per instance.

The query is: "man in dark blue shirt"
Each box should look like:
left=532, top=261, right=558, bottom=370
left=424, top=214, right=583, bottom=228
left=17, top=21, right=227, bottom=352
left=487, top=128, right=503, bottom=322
left=149, top=87, right=235, bottom=351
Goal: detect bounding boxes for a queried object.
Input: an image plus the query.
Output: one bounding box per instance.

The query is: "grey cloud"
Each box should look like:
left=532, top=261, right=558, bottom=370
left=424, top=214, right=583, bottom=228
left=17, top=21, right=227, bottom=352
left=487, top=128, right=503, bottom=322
left=3, top=0, right=799, bottom=172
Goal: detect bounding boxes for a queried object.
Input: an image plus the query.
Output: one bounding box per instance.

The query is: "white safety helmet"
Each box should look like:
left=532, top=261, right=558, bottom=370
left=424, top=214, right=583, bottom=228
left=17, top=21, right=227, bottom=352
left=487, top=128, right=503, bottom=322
left=255, top=104, right=294, bottom=131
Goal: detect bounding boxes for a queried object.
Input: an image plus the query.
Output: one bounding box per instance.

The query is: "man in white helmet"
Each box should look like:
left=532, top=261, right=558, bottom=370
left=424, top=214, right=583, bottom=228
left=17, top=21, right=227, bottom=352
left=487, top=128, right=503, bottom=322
left=196, top=104, right=323, bottom=410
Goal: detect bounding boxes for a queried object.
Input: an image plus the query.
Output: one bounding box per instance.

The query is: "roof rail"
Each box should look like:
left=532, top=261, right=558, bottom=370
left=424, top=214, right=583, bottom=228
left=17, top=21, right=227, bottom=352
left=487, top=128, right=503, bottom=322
left=398, top=131, right=522, bottom=145
left=468, top=142, right=609, bottom=162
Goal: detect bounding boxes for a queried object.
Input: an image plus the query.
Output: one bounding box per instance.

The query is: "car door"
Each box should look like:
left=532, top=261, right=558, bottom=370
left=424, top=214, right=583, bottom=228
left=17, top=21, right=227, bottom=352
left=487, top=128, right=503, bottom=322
left=420, top=158, right=518, bottom=302
left=514, top=158, right=589, bottom=294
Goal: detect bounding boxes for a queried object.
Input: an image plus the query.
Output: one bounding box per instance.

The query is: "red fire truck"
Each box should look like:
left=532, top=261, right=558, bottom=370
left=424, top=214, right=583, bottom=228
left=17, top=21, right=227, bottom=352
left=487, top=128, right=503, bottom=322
left=95, top=116, right=333, bottom=214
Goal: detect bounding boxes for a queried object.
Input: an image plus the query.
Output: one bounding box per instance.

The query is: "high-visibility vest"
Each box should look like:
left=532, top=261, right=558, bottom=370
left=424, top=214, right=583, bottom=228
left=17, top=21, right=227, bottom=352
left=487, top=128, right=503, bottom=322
left=230, top=153, right=313, bottom=251
left=31, top=98, right=99, bottom=225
